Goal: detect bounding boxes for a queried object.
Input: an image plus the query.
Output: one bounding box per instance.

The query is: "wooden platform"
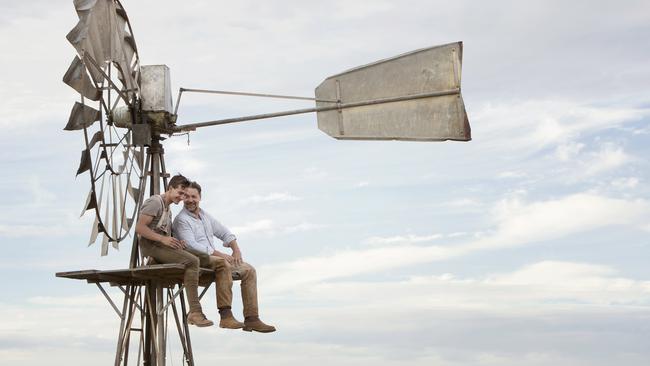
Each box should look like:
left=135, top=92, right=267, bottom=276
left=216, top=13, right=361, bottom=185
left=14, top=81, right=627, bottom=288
left=56, top=264, right=216, bottom=287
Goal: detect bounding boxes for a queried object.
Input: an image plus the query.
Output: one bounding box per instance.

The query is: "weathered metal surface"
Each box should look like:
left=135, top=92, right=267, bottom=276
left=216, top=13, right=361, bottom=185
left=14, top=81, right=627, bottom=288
left=56, top=265, right=218, bottom=287
left=132, top=123, right=152, bottom=146
left=141, top=65, right=173, bottom=113
left=76, top=149, right=92, bottom=175
left=315, top=41, right=470, bottom=141
left=63, top=56, right=101, bottom=100
left=65, top=102, right=100, bottom=130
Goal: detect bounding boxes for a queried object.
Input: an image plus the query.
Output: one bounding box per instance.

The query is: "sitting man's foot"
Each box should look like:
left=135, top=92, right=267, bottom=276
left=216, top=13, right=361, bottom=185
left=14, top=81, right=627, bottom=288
left=187, top=312, right=214, bottom=327
left=243, top=316, right=276, bottom=333
left=218, top=308, right=244, bottom=329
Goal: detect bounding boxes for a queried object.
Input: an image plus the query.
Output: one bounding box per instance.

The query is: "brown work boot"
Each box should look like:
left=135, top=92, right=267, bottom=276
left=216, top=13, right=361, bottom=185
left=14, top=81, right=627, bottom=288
left=187, top=312, right=214, bottom=327
left=218, top=308, right=244, bottom=329
left=243, top=316, right=276, bottom=333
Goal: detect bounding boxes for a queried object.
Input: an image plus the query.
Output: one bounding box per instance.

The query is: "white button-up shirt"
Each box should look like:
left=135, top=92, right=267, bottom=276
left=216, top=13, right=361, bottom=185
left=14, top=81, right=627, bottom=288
left=172, top=207, right=237, bottom=255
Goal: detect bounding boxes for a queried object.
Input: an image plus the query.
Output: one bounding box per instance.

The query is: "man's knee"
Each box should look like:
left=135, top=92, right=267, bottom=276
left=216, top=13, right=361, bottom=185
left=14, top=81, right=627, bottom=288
left=181, top=252, right=200, bottom=269
left=238, top=262, right=256, bottom=280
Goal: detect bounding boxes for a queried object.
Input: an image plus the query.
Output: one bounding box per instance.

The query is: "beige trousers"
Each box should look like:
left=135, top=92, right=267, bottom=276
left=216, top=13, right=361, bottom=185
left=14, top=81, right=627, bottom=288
left=186, top=248, right=259, bottom=318
left=139, top=238, right=203, bottom=314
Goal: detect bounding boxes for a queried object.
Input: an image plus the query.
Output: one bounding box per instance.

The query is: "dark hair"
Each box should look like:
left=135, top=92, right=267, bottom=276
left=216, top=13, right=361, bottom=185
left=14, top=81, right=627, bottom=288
left=187, top=181, right=202, bottom=196
left=168, top=174, right=190, bottom=190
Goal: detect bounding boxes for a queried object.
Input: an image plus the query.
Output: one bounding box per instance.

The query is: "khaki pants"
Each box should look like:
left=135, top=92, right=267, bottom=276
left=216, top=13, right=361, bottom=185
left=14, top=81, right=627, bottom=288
left=187, top=248, right=259, bottom=318
left=139, top=238, right=203, bottom=314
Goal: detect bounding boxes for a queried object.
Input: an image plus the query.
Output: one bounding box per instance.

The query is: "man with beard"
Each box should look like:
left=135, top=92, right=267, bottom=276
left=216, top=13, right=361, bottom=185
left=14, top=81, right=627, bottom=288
left=172, top=181, right=276, bottom=333
left=135, top=174, right=213, bottom=327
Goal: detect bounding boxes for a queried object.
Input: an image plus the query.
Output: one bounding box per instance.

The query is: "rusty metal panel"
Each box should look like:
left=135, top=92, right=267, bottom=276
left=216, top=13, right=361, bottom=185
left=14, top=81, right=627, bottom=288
left=141, top=65, right=173, bottom=113
left=315, top=42, right=470, bottom=141
left=132, top=124, right=151, bottom=146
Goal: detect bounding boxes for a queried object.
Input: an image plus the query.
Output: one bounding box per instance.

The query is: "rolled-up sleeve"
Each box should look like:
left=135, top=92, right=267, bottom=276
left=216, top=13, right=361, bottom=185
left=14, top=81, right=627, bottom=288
left=208, top=214, right=236, bottom=247
left=173, top=215, right=207, bottom=254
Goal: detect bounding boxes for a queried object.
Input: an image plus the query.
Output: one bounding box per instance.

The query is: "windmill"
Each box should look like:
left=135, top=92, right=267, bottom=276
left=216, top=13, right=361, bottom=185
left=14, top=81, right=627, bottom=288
left=56, top=1, right=471, bottom=365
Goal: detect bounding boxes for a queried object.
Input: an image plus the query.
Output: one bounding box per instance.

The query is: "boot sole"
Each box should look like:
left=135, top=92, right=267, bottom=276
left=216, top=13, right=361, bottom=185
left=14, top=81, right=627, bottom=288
left=243, top=326, right=276, bottom=333
left=189, top=320, right=214, bottom=327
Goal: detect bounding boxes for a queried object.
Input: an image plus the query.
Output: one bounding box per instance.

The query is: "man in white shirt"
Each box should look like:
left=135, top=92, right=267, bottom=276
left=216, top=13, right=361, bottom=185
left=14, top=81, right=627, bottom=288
left=172, top=181, right=276, bottom=333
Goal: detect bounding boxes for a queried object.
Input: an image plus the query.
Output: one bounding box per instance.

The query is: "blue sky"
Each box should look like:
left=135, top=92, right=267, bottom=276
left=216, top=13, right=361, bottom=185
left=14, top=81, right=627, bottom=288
left=1, top=0, right=649, bottom=365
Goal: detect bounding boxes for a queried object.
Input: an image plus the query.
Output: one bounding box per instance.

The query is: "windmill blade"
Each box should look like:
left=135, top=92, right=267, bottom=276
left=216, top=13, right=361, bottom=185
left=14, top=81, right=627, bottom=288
left=101, top=194, right=110, bottom=256
left=79, top=189, right=97, bottom=217
left=88, top=130, right=103, bottom=149
left=127, top=179, right=140, bottom=202
left=65, top=102, right=100, bottom=131
left=118, top=174, right=129, bottom=232
left=134, top=150, right=143, bottom=171
left=63, top=56, right=101, bottom=101
left=67, top=14, right=103, bottom=83
left=76, top=149, right=92, bottom=176
left=88, top=215, right=100, bottom=246
left=112, top=176, right=119, bottom=241
left=68, top=0, right=123, bottom=84
left=315, top=42, right=470, bottom=141
left=74, top=0, right=98, bottom=12
left=101, top=233, right=109, bottom=256
left=123, top=35, right=137, bottom=69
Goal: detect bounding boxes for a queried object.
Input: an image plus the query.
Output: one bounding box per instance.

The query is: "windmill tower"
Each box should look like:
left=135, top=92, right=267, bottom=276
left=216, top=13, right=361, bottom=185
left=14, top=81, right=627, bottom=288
left=56, top=1, right=471, bottom=365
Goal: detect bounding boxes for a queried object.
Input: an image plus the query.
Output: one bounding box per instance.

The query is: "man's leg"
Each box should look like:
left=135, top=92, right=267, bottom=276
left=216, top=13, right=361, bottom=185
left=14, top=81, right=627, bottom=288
left=233, top=262, right=258, bottom=318
left=208, top=256, right=234, bottom=309
left=234, top=262, right=275, bottom=333
left=140, top=241, right=213, bottom=327
left=207, top=256, right=242, bottom=329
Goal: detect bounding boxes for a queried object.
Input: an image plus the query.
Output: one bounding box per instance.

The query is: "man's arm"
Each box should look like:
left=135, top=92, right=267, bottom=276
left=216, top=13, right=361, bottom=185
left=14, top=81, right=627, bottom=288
left=172, top=217, right=205, bottom=253
left=135, top=215, right=184, bottom=249
left=207, top=214, right=242, bottom=265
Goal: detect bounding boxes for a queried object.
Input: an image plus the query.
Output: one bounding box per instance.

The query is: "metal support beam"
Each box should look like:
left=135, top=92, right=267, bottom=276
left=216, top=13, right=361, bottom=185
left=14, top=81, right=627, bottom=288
left=173, top=88, right=460, bottom=132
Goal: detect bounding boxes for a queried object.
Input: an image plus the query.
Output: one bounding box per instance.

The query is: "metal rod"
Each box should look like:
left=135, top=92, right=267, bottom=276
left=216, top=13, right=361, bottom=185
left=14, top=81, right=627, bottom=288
left=169, top=287, right=191, bottom=361
left=179, top=87, right=337, bottom=103
left=198, top=283, right=211, bottom=301
left=83, top=54, right=130, bottom=106
left=174, top=89, right=460, bottom=132
left=158, top=285, right=184, bottom=315
left=178, top=290, right=195, bottom=366
left=114, top=284, right=131, bottom=366
left=96, top=283, right=123, bottom=318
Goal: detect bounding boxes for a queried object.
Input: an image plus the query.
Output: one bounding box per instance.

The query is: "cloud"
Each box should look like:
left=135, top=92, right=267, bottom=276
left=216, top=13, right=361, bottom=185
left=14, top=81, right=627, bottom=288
left=582, top=143, right=632, bottom=177
left=474, top=101, right=649, bottom=153
left=472, top=192, right=650, bottom=250
left=611, top=177, right=639, bottom=189
left=283, top=222, right=325, bottom=233
left=262, top=192, right=650, bottom=291
left=231, top=219, right=275, bottom=235
left=242, top=192, right=301, bottom=204
left=231, top=219, right=323, bottom=236
left=363, top=233, right=443, bottom=246
left=497, top=171, right=526, bottom=179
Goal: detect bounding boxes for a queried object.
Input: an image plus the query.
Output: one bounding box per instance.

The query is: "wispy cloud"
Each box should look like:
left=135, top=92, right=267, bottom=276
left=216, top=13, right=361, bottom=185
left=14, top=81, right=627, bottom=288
left=242, top=192, right=301, bottom=204
left=263, top=192, right=650, bottom=291
left=231, top=219, right=324, bottom=236
left=583, top=143, right=632, bottom=177
left=363, top=233, right=443, bottom=246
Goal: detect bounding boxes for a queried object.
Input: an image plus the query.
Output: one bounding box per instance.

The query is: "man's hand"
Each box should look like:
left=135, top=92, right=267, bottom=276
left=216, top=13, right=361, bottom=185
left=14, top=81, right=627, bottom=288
left=161, top=236, right=185, bottom=249
left=232, top=248, right=243, bottom=266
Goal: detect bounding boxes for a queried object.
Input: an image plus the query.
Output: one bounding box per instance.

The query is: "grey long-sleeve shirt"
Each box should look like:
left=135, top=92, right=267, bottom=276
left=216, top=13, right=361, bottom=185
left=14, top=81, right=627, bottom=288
left=172, top=207, right=237, bottom=255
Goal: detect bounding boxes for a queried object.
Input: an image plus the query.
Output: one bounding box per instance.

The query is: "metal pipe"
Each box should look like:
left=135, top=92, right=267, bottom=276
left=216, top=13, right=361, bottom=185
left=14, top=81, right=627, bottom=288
left=179, top=87, right=337, bottom=103
left=173, top=89, right=460, bottom=132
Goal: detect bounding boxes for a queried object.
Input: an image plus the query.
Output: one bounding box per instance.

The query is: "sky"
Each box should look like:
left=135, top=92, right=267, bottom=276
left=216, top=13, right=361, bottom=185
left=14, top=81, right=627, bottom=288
left=1, top=0, right=650, bottom=365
